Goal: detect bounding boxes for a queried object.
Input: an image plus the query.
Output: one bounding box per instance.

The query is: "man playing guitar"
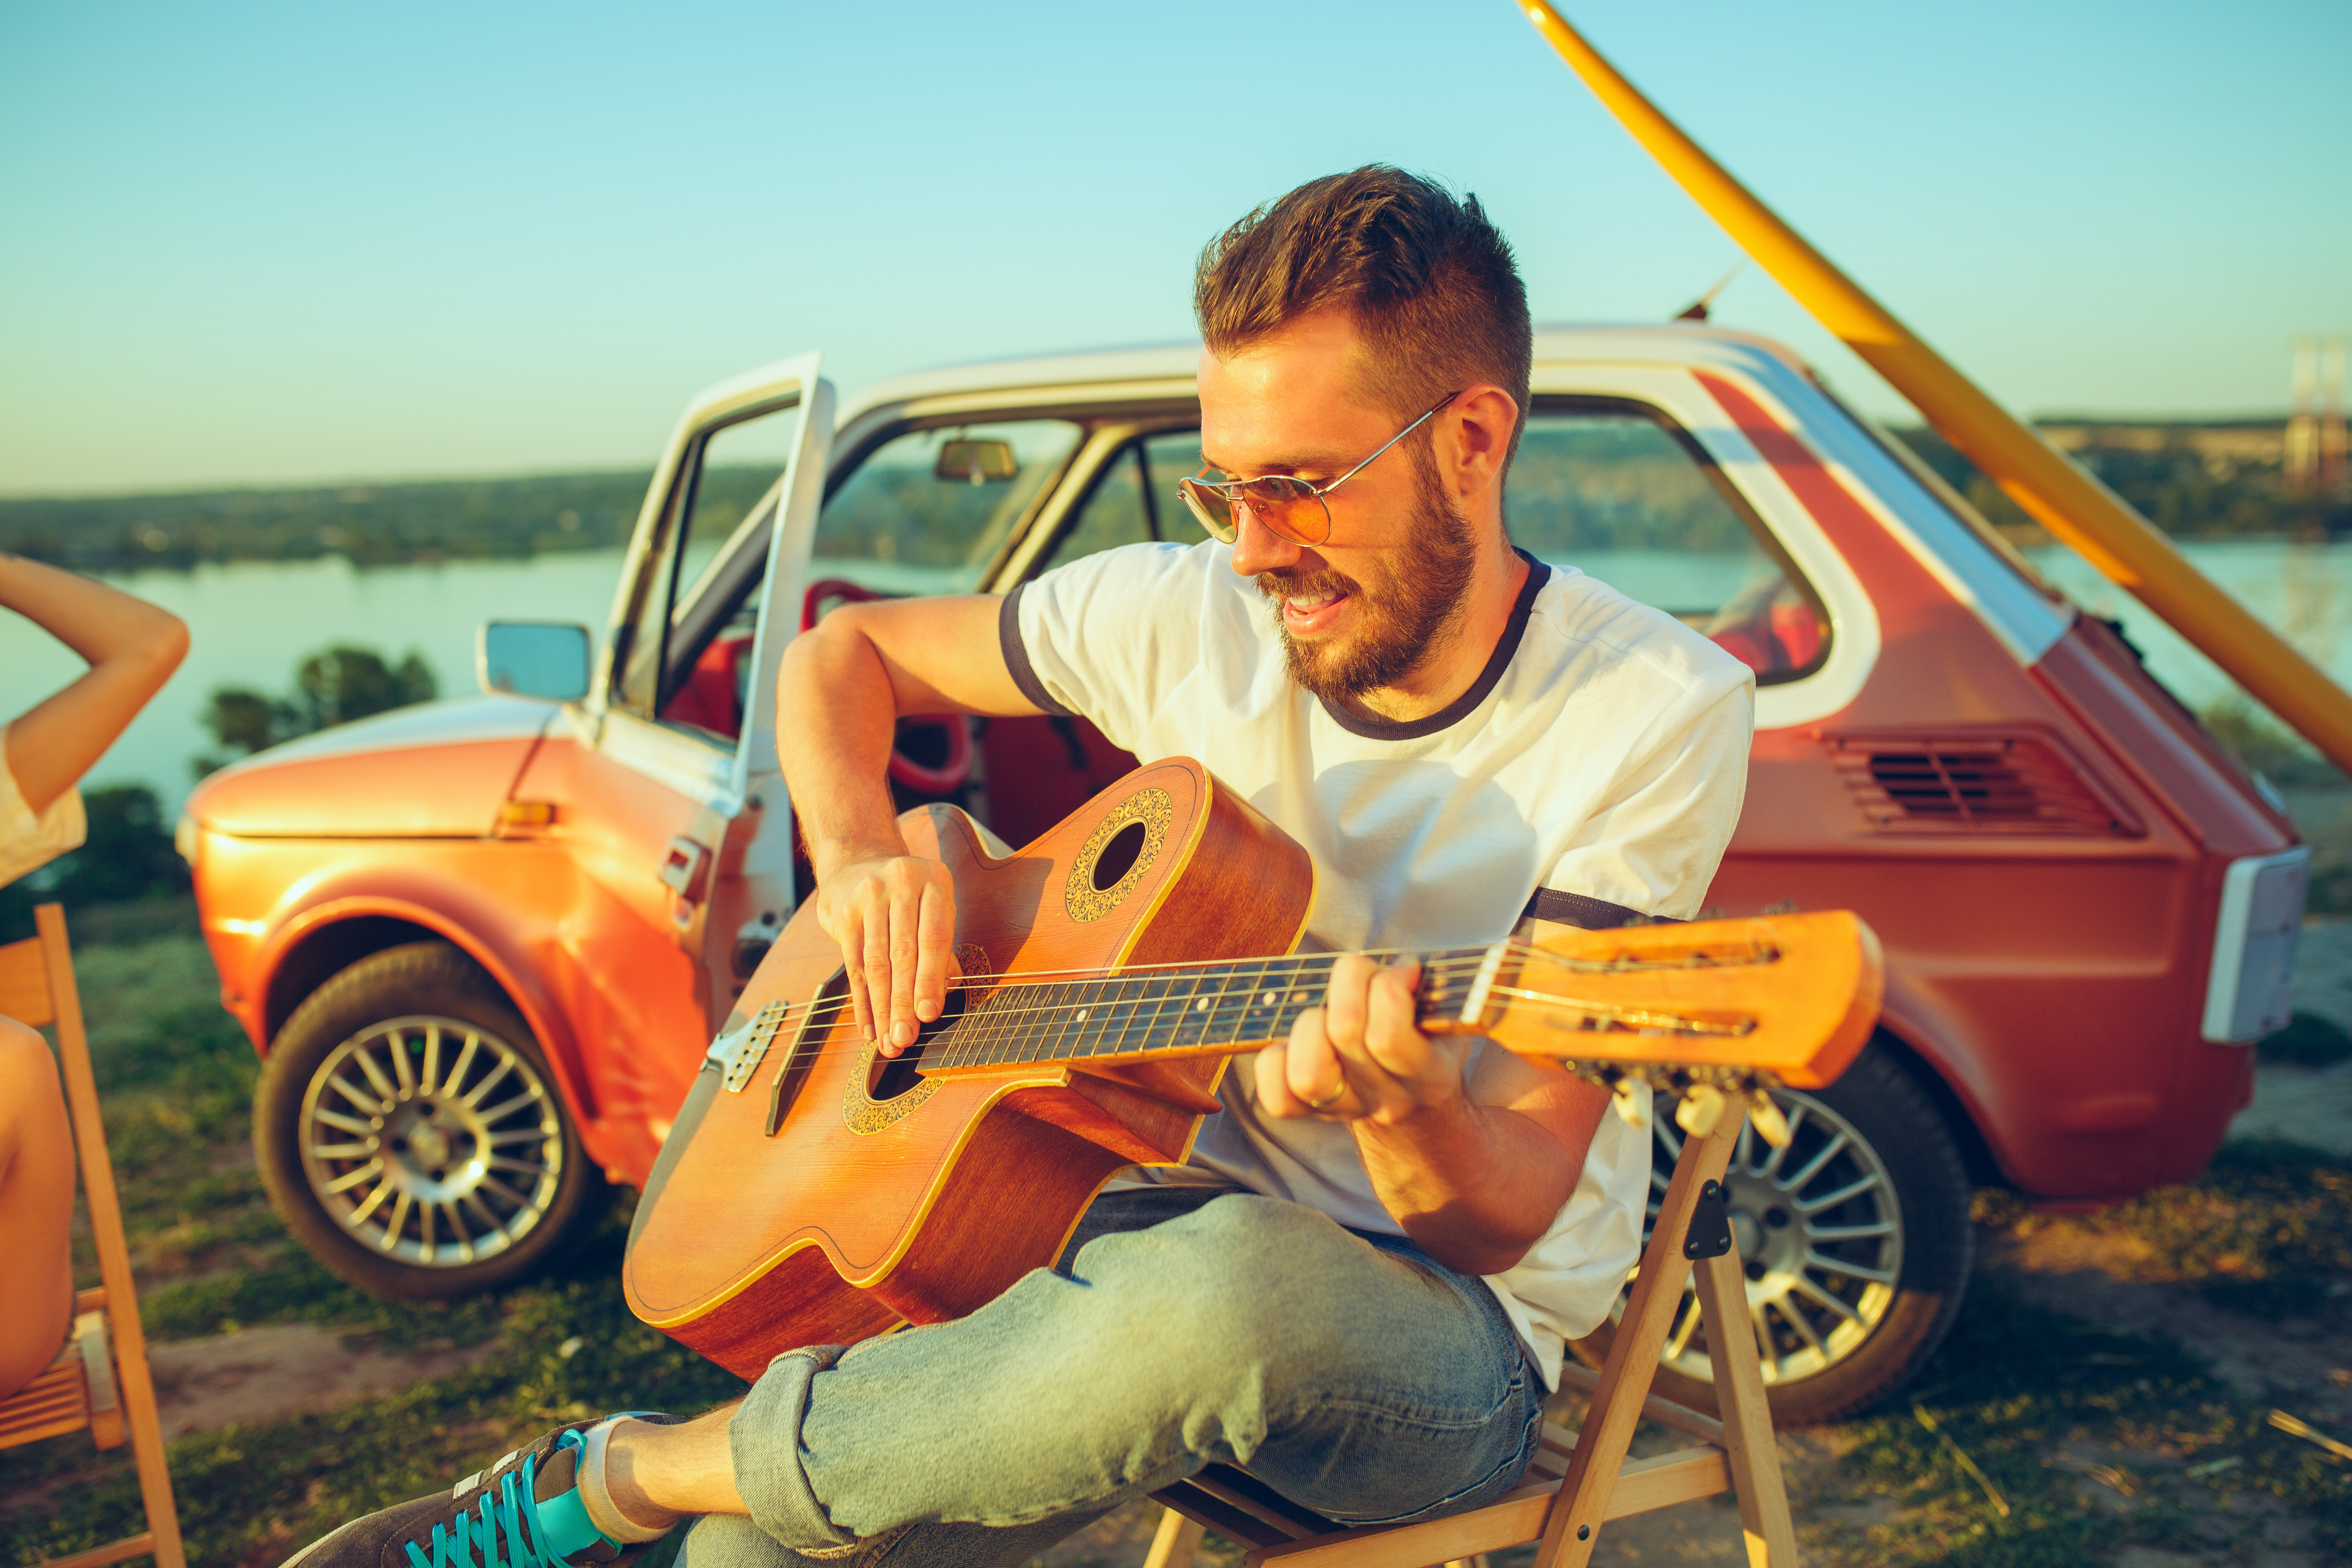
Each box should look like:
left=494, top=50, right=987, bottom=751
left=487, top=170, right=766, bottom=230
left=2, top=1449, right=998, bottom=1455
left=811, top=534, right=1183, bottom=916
left=293, top=166, right=1754, bottom=1568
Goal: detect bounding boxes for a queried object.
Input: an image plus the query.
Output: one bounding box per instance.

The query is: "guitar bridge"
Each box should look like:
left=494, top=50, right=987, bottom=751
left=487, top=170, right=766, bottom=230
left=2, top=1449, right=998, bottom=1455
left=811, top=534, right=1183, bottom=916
left=708, top=1000, right=791, bottom=1093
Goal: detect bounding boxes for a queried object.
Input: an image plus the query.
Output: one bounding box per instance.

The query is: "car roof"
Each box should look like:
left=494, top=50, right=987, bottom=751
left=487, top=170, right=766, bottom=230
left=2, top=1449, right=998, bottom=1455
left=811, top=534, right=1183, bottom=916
left=834, top=324, right=1819, bottom=425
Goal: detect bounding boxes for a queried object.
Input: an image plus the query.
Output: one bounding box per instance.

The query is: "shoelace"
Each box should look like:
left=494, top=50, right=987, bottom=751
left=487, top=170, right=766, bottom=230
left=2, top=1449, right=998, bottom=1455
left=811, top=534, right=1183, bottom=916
left=404, top=1446, right=565, bottom=1568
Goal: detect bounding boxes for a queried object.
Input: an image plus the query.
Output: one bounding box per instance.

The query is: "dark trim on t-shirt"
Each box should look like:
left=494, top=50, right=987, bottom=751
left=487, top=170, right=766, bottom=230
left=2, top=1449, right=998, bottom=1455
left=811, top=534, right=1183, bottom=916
left=1316, top=549, right=1551, bottom=742
left=1520, top=889, right=1682, bottom=929
left=998, top=582, right=1074, bottom=718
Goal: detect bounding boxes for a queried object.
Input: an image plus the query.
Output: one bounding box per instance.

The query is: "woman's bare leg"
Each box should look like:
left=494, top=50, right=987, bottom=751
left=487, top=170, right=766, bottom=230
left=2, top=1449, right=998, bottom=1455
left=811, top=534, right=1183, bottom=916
left=0, top=1016, right=77, bottom=1399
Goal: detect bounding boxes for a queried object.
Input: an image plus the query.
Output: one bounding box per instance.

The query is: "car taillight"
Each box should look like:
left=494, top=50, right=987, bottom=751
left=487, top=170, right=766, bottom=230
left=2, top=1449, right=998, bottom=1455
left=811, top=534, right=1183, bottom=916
left=2202, top=847, right=2309, bottom=1044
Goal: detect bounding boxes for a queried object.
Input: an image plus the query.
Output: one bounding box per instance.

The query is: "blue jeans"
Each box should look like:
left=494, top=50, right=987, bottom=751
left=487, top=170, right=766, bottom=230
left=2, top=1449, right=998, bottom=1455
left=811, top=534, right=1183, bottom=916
left=678, top=1189, right=1544, bottom=1568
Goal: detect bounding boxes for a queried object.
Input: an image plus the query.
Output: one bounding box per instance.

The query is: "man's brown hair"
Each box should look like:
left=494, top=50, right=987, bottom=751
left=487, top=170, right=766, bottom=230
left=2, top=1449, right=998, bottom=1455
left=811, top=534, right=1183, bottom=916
left=1194, top=165, right=1532, bottom=459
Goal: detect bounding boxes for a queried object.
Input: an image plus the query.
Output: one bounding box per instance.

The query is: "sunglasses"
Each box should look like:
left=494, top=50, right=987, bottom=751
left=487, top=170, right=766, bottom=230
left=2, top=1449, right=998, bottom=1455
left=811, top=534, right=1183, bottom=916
left=1176, top=391, right=1461, bottom=547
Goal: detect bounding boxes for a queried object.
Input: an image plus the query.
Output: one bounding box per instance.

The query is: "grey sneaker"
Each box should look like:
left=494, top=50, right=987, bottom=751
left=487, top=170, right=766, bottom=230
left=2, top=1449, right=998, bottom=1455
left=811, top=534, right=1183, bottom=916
left=283, top=1416, right=677, bottom=1568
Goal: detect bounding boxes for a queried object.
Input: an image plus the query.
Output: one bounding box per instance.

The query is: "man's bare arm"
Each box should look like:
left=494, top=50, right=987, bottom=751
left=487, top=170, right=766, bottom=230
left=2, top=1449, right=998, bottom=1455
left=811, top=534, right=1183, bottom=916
left=777, top=594, right=1039, bottom=1053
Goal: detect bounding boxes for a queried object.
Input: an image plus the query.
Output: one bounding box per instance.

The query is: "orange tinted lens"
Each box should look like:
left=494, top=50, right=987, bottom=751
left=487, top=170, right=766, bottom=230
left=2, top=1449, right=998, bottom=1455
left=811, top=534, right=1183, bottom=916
left=1241, top=477, right=1328, bottom=545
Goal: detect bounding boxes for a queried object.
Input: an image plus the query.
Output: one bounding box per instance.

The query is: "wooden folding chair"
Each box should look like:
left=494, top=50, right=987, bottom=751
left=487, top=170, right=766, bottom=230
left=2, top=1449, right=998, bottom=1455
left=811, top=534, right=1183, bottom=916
left=1145, top=1107, right=1795, bottom=1568
left=0, top=903, right=186, bottom=1568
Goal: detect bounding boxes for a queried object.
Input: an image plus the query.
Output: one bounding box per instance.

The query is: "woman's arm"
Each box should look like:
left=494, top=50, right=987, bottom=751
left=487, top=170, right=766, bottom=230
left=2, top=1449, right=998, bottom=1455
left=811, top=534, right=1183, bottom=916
left=0, top=554, right=189, bottom=813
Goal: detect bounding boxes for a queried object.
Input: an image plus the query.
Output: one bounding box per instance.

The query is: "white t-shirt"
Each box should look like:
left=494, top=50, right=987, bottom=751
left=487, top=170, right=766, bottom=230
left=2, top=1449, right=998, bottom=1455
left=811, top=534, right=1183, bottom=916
left=0, top=722, right=86, bottom=889
left=1002, top=541, right=1754, bottom=1387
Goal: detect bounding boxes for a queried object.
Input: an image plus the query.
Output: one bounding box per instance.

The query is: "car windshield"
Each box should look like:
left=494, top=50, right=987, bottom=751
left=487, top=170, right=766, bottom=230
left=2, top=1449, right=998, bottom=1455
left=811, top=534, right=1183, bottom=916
left=816, top=420, right=1087, bottom=595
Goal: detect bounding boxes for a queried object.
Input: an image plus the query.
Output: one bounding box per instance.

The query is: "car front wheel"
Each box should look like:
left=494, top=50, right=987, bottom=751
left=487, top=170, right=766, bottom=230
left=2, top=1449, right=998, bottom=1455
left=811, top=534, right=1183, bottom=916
left=254, top=940, right=610, bottom=1299
left=1571, top=1041, right=1973, bottom=1426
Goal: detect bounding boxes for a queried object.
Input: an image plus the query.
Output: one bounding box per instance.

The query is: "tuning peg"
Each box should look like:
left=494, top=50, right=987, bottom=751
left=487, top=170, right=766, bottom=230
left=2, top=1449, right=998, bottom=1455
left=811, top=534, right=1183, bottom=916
left=1674, top=1083, right=1726, bottom=1137
left=1610, top=1080, right=1651, bottom=1129
left=1748, top=1089, right=1791, bottom=1148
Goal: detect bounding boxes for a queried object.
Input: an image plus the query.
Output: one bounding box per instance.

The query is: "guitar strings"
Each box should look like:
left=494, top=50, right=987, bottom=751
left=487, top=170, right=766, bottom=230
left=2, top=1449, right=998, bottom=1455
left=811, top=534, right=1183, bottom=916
left=719, top=938, right=1771, bottom=1073
left=746, top=932, right=1777, bottom=1019
left=742, top=938, right=1775, bottom=1050
left=737, top=951, right=1506, bottom=1069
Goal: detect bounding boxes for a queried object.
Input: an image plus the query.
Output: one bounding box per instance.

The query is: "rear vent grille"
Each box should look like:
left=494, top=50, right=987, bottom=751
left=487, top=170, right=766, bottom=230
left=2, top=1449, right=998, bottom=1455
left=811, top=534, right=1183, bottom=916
left=1825, top=735, right=2138, bottom=835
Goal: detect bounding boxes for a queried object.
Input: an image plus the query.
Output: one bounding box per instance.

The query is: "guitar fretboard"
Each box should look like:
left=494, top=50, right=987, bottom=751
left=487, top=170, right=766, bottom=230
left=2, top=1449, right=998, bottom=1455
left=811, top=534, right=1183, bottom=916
left=923, top=947, right=1494, bottom=1072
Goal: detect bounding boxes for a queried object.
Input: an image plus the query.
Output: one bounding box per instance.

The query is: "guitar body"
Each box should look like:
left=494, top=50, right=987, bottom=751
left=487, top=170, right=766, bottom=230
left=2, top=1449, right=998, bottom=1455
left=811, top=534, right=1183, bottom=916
left=624, top=758, right=1315, bottom=1379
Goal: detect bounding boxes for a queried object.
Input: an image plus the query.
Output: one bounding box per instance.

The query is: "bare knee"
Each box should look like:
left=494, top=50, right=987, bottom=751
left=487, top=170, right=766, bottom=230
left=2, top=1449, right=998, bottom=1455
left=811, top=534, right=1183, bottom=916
left=0, top=1017, right=67, bottom=1136
left=0, top=1015, right=73, bottom=1399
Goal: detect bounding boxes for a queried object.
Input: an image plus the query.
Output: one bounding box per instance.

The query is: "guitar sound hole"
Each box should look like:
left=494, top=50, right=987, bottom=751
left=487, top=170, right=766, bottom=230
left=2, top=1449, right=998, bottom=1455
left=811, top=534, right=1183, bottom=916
left=1093, top=820, right=1147, bottom=891
left=869, top=982, right=968, bottom=1101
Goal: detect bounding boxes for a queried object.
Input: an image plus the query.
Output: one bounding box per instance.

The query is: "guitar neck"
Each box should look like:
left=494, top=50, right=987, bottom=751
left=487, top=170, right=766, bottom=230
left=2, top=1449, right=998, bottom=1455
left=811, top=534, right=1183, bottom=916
left=920, top=946, right=1500, bottom=1078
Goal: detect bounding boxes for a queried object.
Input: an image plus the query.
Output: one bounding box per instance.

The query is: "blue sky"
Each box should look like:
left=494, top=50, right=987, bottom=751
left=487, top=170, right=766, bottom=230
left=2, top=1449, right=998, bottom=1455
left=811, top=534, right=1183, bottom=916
left=2, top=0, right=2345, bottom=497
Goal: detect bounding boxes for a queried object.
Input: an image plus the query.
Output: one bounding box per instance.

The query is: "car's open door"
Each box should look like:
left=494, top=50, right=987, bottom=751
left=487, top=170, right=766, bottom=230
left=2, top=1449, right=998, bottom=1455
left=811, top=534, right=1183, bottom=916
left=509, top=354, right=833, bottom=1170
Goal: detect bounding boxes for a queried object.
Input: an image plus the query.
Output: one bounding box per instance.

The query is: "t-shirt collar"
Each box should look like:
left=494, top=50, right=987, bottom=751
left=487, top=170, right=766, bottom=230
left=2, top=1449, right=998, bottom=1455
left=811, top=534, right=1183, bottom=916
left=1316, top=548, right=1551, bottom=742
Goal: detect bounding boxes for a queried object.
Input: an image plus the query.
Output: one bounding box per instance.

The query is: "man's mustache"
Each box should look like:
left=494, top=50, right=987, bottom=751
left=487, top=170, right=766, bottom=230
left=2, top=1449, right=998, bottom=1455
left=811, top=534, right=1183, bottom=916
left=1255, top=567, right=1361, bottom=603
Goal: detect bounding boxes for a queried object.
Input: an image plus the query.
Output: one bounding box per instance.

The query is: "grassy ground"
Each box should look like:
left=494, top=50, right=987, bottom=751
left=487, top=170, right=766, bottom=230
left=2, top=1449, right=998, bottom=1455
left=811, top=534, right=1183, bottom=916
left=5, top=915, right=2350, bottom=1566
left=1780, top=1292, right=2350, bottom=1566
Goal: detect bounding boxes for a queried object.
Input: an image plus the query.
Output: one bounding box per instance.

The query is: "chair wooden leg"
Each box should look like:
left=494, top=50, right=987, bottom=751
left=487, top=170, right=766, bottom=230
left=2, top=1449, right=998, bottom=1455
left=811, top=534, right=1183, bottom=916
left=116, top=1332, right=185, bottom=1568
left=1693, top=1250, right=1797, bottom=1567
left=1145, top=1506, right=1207, bottom=1568
left=1533, top=1110, right=1743, bottom=1568
left=40, top=907, right=186, bottom=1568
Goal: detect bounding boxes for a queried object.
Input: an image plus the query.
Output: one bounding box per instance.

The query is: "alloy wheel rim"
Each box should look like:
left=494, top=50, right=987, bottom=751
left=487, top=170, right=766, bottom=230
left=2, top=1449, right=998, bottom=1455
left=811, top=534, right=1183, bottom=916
left=296, top=1015, right=563, bottom=1268
left=1614, top=1089, right=1902, bottom=1386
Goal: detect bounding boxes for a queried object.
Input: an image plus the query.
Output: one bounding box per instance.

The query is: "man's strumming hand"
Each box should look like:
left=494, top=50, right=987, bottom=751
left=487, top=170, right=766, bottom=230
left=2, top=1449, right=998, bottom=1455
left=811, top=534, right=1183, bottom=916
left=812, top=849, right=959, bottom=1057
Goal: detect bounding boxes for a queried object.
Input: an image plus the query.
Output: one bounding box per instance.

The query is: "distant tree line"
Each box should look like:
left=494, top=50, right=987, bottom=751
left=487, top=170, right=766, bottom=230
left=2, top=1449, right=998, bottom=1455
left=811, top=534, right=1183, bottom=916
left=4, top=426, right=2343, bottom=577
left=1890, top=425, right=2349, bottom=542
left=0, top=470, right=653, bottom=574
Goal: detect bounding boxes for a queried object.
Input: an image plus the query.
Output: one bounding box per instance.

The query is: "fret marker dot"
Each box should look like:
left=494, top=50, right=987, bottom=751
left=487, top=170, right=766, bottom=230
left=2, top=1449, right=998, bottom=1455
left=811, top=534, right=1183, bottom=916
left=1261, top=992, right=1276, bottom=1007
left=1196, top=999, right=1210, bottom=1012
left=1292, top=992, right=1307, bottom=1005
left=1075, top=1010, right=1089, bottom=1022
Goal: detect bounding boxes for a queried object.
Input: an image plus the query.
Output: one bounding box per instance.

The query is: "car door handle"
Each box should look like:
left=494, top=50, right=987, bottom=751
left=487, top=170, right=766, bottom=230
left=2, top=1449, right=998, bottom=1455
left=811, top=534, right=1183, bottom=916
left=659, top=837, right=711, bottom=902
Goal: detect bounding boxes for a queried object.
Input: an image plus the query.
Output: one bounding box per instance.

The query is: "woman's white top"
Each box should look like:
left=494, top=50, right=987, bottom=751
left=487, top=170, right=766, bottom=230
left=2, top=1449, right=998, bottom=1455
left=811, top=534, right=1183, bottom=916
left=0, top=722, right=87, bottom=888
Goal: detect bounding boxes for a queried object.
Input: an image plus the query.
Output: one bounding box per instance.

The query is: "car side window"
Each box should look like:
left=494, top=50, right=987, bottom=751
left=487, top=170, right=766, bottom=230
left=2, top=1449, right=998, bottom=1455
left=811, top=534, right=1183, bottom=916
left=1037, top=442, right=1158, bottom=572
left=614, top=403, right=802, bottom=737
left=1036, top=430, right=1211, bottom=574
left=815, top=421, right=1086, bottom=597
left=1507, top=403, right=1831, bottom=683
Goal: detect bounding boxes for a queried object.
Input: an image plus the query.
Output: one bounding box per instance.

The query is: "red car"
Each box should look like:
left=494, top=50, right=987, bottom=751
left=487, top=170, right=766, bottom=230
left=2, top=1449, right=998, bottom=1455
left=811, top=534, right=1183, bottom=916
left=185, top=330, right=2305, bottom=1421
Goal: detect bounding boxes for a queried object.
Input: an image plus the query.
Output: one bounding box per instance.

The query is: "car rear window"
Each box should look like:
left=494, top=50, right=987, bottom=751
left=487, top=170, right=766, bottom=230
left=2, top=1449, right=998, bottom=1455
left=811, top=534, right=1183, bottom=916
left=1508, top=401, right=1830, bottom=684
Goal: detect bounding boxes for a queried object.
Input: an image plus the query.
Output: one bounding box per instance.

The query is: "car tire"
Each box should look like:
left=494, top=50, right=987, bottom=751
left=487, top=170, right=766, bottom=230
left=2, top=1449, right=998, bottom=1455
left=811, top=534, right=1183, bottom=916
left=254, top=940, right=610, bottom=1301
left=1569, top=1041, right=1973, bottom=1427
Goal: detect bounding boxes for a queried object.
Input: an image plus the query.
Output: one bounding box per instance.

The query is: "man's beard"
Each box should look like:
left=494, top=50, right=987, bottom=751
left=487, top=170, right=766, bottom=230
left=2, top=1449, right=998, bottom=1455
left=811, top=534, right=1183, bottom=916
left=1256, top=447, right=1479, bottom=705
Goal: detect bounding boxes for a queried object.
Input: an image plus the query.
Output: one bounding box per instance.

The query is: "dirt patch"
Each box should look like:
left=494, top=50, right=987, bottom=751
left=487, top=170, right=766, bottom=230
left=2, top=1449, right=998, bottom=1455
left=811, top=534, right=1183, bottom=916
left=147, top=1323, right=498, bottom=1441
left=1978, top=1241, right=2352, bottom=1415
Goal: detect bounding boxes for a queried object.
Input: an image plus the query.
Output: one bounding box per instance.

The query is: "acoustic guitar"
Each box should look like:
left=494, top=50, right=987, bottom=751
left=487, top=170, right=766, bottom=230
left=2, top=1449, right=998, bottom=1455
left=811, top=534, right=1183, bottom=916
left=624, top=758, right=1882, bottom=1378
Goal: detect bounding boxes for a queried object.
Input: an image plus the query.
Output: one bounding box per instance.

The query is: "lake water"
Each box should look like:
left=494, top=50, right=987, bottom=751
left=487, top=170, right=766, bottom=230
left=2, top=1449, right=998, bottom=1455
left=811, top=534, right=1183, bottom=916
left=0, top=551, right=630, bottom=814
left=5, top=538, right=2350, bottom=816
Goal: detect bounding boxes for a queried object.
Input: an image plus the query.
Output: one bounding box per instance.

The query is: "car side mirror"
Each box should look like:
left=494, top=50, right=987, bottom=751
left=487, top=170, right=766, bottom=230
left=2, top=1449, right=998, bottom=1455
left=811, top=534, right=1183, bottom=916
left=934, top=438, right=1017, bottom=484
left=478, top=621, right=592, bottom=702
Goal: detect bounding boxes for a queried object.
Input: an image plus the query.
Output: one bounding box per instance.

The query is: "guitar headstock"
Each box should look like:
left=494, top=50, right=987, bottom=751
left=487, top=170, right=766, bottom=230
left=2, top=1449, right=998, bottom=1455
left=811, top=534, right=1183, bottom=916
left=1455, top=910, right=1883, bottom=1140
